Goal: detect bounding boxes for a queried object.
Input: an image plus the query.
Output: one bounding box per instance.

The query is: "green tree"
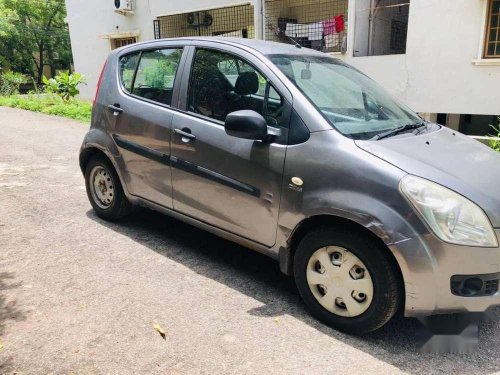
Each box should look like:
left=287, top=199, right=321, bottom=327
left=0, top=0, right=73, bottom=83
left=0, top=3, right=17, bottom=36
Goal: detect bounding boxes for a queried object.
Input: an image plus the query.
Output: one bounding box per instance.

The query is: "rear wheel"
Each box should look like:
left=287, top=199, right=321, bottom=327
left=85, top=155, right=132, bottom=221
left=294, top=226, right=402, bottom=334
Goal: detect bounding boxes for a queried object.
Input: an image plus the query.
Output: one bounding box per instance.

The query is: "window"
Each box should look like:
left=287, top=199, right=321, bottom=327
left=188, top=49, right=286, bottom=128
left=130, top=48, right=183, bottom=106
left=270, top=54, right=422, bottom=140
left=485, top=0, right=500, bottom=58
left=264, top=0, right=348, bottom=53
left=217, top=57, right=267, bottom=95
left=112, top=37, right=137, bottom=50
left=119, top=53, right=140, bottom=92
left=155, top=5, right=255, bottom=40
left=353, top=0, right=410, bottom=57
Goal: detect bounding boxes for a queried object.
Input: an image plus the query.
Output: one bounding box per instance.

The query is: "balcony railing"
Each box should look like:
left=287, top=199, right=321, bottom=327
left=264, top=0, right=348, bottom=53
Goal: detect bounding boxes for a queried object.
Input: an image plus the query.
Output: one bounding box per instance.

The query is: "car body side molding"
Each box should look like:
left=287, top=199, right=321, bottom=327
left=113, top=134, right=260, bottom=198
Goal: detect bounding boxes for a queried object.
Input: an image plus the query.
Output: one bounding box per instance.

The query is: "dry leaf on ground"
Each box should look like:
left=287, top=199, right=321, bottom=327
left=154, top=323, right=167, bottom=339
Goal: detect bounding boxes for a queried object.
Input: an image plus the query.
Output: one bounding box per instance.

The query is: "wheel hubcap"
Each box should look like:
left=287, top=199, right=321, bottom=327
left=306, top=246, right=373, bottom=317
left=90, top=166, right=114, bottom=209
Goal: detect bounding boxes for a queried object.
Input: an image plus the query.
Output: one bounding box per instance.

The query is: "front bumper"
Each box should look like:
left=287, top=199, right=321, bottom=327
left=390, top=229, right=500, bottom=317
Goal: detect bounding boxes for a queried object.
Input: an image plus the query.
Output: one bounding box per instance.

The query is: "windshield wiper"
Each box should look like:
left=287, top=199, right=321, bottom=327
left=372, top=122, right=427, bottom=140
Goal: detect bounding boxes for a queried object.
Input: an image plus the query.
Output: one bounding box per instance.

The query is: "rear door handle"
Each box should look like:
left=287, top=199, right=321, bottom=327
left=107, top=104, right=123, bottom=116
left=174, top=128, right=196, bottom=141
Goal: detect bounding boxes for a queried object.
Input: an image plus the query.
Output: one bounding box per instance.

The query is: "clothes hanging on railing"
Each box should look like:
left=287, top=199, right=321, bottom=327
left=322, top=15, right=344, bottom=36
left=281, top=14, right=345, bottom=50
left=325, top=33, right=341, bottom=49
left=284, top=23, right=308, bottom=38
left=322, top=18, right=336, bottom=36
left=308, top=22, right=324, bottom=41
left=334, top=15, right=345, bottom=33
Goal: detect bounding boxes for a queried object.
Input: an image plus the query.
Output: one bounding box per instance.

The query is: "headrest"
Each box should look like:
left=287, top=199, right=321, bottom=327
left=234, top=71, right=259, bottom=95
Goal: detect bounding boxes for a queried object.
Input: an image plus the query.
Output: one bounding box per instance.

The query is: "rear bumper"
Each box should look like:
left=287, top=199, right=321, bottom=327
left=391, top=229, right=500, bottom=317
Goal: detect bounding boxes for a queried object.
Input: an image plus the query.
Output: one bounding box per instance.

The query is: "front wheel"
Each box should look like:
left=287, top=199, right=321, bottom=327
left=294, top=226, right=402, bottom=334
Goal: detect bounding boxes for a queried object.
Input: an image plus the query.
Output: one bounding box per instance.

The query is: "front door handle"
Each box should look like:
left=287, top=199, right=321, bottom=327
left=174, top=128, right=196, bottom=142
left=107, top=104, right=123, bottom=116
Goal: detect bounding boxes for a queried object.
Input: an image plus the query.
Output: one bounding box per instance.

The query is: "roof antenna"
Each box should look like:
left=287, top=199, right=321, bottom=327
left=291, top=37, right=303, bottom=48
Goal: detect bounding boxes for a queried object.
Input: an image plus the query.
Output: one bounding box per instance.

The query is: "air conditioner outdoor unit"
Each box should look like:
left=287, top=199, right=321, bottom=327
left=114, top=0, right=134, bottom=15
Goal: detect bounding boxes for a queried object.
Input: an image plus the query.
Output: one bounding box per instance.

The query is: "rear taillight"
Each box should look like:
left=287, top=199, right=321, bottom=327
left=93, top=59, right=107, bottom=107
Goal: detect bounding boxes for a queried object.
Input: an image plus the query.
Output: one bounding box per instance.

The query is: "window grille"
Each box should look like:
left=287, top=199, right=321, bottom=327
left=156, top=4, right=255, bottom=39
left=154, top=19, right=161, bottom=39
left=485, top=0, right=500, bottom=58
left=111, top=37, right=137, bottom=50
left=264, top=0, right=348, bottom=53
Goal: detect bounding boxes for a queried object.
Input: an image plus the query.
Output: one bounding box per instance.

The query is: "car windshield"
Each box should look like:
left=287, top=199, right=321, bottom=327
left=268, top=54, right=423, bottom=140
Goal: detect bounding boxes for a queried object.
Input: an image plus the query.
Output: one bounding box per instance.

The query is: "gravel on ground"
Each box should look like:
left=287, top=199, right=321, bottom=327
left=0, top=107, right=499, bottom=374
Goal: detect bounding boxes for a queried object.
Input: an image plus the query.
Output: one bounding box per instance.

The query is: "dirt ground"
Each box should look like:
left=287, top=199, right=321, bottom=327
left=0, top=107, right=499, bottom=374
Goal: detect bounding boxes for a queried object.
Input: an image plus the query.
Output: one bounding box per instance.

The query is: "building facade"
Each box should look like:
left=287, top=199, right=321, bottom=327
left=65, top=0, right=500, bottom=135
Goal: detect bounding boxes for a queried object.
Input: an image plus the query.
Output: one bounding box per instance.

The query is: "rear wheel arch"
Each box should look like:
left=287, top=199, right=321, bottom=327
left=80, top=147, right=108, bottom=174
left=80, top=146, right=130, bottom=197
left=84, top=151, right=133, bottom=220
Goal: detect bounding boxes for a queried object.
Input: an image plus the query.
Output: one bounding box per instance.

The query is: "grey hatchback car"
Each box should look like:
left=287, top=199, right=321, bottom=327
left=80, top=37, right=500, bottom=333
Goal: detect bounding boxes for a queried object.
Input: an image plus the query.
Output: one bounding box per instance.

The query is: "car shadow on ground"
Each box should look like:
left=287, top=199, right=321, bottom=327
left=0, top=272, right=26, bottom=373
left=87, top=208, right=500, bottom=374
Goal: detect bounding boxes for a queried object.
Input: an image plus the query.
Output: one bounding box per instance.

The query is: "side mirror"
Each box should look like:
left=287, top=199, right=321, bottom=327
left=225, top=110, right=269, bottom=141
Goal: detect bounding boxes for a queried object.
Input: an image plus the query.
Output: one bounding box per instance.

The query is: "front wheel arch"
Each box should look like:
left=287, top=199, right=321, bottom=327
left=283, top=215, right=405, bottom=306
left=293, top=225, right=404, bottom=333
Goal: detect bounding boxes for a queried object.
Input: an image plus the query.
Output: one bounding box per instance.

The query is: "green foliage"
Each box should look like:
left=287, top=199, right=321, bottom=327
left=489, top=120, right=500, bottom=152
left=142, top=61, right=177, bottom=88
left=0, top=71, right=27, bottom=95
left=0, top=2, right=17, bottom=37
left=121, top=69, right=135, bottom=90
left=0, top=0, right=72, bottom=82
left=135, top=50, right=182, bottom=89
left=42, top=72, right=86, bottom=101
left=0, top=94, right=91, bottom=122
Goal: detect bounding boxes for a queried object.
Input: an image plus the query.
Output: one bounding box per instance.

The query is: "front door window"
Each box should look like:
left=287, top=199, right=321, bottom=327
left=188, top=48, right=287, bottom=129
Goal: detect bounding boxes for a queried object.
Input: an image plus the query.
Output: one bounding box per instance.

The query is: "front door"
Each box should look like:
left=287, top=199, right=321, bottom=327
left=111, top=46, right=185, bottom=208
left=170, top=46, right=291, bottom=247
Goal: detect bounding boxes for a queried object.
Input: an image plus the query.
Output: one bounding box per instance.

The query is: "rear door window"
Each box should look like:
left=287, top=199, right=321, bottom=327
left=130, top=48, right=183, bottom=106
left=119, top=53, right=140, bottom=92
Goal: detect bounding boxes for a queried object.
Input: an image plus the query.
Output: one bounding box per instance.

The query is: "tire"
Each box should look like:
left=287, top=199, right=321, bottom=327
left=84, top=155, right=132, bottom=221
left=293, top=226, right=402, bottom=334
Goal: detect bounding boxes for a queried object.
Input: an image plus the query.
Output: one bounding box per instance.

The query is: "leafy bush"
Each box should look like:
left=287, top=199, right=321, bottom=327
left=0, top=93, right=91, bottom=122
left=42, top=71, right=86, bottom=101
left=0, top=71, right=27, bottom=95
left=490, top=123, right=500, bottom=152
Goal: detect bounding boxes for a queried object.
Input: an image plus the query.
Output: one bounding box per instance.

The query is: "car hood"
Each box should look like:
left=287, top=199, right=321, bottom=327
left=356, top=126, right=500, bottom=228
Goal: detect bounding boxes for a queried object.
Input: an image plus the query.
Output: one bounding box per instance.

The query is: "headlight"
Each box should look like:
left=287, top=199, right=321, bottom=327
left=400, top=175, right=498, bottom=247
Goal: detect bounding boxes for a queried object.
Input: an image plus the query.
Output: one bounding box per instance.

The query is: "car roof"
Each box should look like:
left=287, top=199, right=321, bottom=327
left=129, top=37, right=327, bottom=57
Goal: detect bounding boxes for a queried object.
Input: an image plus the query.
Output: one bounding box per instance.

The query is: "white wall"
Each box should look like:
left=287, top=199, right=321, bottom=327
left=342, top=0, right=500, bottom=115
left=65, top=0, right=258, bottom=99
left=67, top=0, right=500, bottom=116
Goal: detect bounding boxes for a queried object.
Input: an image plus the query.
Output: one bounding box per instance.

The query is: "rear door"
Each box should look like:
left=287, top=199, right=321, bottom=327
left=169, top=43, right=292, bottom=247
left=109, top=43, right=188, bottom=208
